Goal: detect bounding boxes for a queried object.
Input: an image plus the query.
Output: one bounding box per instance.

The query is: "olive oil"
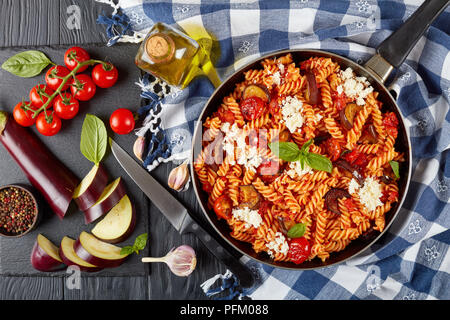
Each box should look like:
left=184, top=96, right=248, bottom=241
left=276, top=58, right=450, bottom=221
left=135, top=22, right=220, bottom=89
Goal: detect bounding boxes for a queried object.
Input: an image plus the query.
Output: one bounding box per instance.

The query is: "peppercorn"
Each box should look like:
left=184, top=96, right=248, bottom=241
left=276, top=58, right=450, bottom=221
left=0, top=187, right=36, bottom=235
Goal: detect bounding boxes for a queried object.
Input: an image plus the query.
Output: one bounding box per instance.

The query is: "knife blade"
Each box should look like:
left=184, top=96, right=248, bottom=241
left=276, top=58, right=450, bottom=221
left=110, top=138, right=254, bottom=288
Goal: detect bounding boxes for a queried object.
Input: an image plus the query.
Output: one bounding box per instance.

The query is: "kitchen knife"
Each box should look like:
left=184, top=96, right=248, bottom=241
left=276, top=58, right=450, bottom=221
left=110, top=138, right=255, bottom=288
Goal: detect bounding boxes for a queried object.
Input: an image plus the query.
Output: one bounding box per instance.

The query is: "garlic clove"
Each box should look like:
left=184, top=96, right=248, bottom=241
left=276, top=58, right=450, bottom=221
left=133, top=136, right=146, bottom=162
left=165, top=245, right=197, bottom=277
left=168, top=160, right=190, bottom=192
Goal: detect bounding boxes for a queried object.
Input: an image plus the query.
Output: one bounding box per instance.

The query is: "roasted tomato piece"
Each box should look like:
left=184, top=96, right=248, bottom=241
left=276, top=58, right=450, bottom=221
left=268, top=94, right=280, bottom=116
left=382, top=112, right=399, bottom=138
left=288, top=237, right=311, bottom=264
left=257, top=159, right=280, bottom=183
left=323, top=138, right=342, bottom=162
left=238, top=185, right=261, bottom=210
left=343, top=149, right=368, bottom=168
left=240, top=97, right=266, bottom=121
left=332, top=91, right=347, bottom=111
left=218, top=109, right=235, bottom=124
left=213, top=195, right=233, bottom=220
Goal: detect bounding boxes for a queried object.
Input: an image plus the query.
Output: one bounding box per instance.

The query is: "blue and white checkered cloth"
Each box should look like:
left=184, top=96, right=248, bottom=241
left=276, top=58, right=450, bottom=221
left=96, top=0, right=450, bottom=300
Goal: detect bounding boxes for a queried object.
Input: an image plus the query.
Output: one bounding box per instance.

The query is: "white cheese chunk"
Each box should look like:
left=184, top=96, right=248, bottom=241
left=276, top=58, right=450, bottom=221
left=266, top=232, right=289, bottom=258
left=338, top=67, right=374, bottom=106
left=280, top=96, right=304, bottom=133
left=286, top=161, right=313, bottom=179
left=232, top=207, right=262, bottom=229
left=349, top=176, right=383, bottom=212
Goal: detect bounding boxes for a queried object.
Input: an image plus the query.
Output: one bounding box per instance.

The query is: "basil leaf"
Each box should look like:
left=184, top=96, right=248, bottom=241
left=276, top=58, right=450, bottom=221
left=389, top=160, right=400, bottom=179
left=305, top=152, right=333, bottom=173
left=134, top=233, right=148, bottom=251
left=300, top=138, right=313, bottom=153
left=1, top=50, right=53, bottom=78
left=287, top=223, right=306, bottom=238
left=268, top=142, right=302, bottom=162
left=120, top=246, right=135, bottom=256
left=80, top=114, right=107, bottom=165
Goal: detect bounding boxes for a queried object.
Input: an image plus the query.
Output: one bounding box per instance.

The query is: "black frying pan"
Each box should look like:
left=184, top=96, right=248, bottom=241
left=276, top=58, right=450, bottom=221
left=190, top=0, right=449, bottom=270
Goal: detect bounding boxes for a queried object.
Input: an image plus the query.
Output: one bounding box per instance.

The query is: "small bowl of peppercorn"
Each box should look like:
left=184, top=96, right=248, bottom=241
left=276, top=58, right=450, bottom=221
left=0, top=184, right=41, bottom=238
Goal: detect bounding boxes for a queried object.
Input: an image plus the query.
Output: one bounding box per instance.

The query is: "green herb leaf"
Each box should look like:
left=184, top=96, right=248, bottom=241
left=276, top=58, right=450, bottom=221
left=1, top=50, right=53, bottom=78
left=268, top=142, right=302, bottom=162
left=287, top=223, right=306, bottom=238
left=305, top=152, right=333, bottom=173
left=120, top=246, right=136, bottom=256
left=300, top=138, right=314, bottom=153
left=389, top=160, right=400, bottom=179
left=134, top=233, right=148, bottom=251
left=80, top=114, right=107, bottom=165
left=119, top=233, right=148, bottom=256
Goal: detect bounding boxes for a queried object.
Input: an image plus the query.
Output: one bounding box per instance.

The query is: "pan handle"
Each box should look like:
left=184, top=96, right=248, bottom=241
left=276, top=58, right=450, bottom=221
left=364, top=0, right=449, bottom=83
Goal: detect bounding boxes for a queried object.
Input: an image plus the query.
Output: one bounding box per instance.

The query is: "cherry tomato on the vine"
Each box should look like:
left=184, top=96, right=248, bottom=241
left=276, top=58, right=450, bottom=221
left=29, top=84, right=54, bottom=108
left=91, top=63, right=118, bottom=88
left=109, top=108, right=135, bottom=135
left=64, top=46, right=90, bottom=73
left=36, top=112, right=62, bottom=136
left=70, top=74, right=96, bottom=101
left=53, top=93, right=79, bottom=120
left=13, top=101, right=37, bottom=127
left=288, top=237, right=311, bottom=265
left=45, top=65, right=70, bottom=91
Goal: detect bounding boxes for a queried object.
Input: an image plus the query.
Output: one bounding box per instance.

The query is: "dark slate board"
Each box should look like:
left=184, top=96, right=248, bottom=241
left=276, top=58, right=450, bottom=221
left=0, top=43, right=149, bottom=277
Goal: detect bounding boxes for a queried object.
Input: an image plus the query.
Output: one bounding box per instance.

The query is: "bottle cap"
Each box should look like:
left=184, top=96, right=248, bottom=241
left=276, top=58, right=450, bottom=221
left=145, top=33, right=175, bottom=64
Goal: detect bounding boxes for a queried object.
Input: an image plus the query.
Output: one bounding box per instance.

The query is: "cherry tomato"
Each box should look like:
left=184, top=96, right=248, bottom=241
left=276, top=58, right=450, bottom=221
left=288, top=237, right=311, bottom=265
left=213, top=195, right=233, bottom=220
left=109, top=108, right=135, bottom=135
left=36, top=112, right=62, bottom=136
left=218, top=109, right=235, bottom=124
left=268, top=94, right=280, bottom=116
left=53, top=93, right=79, bottom=120
left=91, top=63, right=119, bottom=88
left=382, top=112, right=399, bottom=138
left=332, top=91, right=347, bottom=111
left=70, top=74, right=96, bottom=101
left=380, top=190, right=399, bottom=203
left=13, top=102, right=37, bottom=127
left=240, top=97, right=266, bottom=121
left=45, top=65, right=70, bottom=91
left=343, top=149, right=368, bottom=168
left=324, top=138, right=342, bottom=162
left=64, top=46, right=90, bottom=73
left=257, top=159, right=280, bottom=184
left=29, top=84, right=54, bottom=108
left=258, top=200, right=271, bottom=216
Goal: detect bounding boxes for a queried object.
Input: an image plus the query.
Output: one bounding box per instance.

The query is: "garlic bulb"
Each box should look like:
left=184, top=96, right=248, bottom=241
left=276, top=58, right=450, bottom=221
left=141, top=245, right=197, bottom=277
left=168, top=160, right=190, bottom=192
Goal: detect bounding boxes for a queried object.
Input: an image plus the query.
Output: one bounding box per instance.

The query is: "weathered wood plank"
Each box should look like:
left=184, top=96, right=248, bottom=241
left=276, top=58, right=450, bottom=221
left=0, top=0, right=60, bottom=47
left=59, top=0, right=111, bottom=45
left=0, top=276, right=64, bottom=300
left=64, top=276, right=148, bottom=300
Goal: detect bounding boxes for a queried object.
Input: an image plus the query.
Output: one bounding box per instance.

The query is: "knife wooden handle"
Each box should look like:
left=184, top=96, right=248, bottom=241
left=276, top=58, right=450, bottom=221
left=180, top=215, right=255, bottom=289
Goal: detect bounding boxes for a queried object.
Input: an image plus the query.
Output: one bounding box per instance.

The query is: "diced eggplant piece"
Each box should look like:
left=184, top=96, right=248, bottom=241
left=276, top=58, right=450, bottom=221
left=277, top=216, right=296, bottom=236
left=238, top=185, right=261, bottom=210
left=339, top=103, right=362, bottom=130
left=360, top=124, right=378, bottom=144
left=324, top=188, right=351, bottom=215
left=335, top=159, right=365, bottom=185
left=242, top=84, right=270, bottom=103
left=304, top=71, right=320, bottom=105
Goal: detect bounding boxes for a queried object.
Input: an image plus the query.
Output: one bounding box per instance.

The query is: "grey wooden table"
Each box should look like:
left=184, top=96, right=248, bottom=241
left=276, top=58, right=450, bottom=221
left=0, top=0, right=227, bottom=300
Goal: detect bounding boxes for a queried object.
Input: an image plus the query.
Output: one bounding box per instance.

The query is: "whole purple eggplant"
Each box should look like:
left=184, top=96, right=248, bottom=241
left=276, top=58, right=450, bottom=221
left=0, top=111, right=79, bottom=219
